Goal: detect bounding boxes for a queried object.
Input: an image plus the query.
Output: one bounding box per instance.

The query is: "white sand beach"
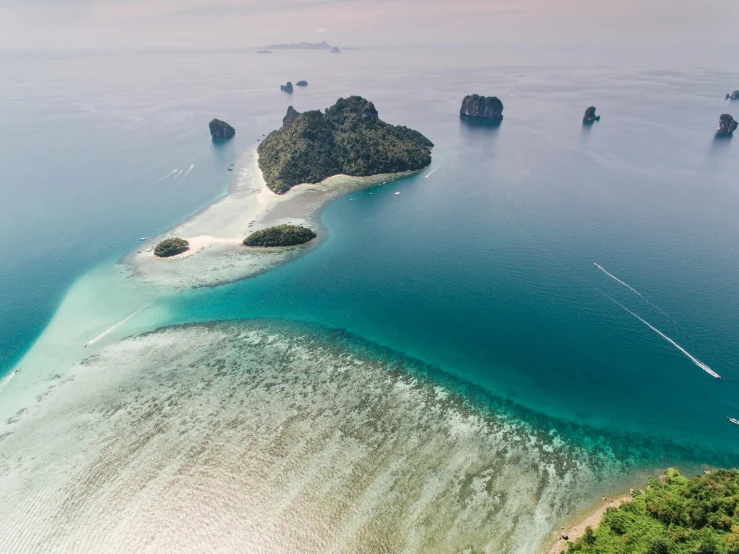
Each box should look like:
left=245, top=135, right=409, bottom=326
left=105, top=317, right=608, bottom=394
left=127, top=144, right=416, bottom=288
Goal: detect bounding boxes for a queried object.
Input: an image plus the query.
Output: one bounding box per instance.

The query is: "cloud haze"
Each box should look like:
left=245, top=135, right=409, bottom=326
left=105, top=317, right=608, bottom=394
left=0, top=0, right=736, bottom=50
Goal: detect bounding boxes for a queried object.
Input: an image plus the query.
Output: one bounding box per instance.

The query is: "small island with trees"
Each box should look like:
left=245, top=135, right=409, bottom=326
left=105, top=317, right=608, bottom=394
left=243, top=225, right=316, bottom=247
left=563, top=468, right=739, bottom=554
left=257, top=96, right=433, bottom=194
left=154, top=237, right=190, bottom=257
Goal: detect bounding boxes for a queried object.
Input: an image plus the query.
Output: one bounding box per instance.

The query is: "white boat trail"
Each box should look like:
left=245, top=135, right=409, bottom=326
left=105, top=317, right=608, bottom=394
left=84, top=296, right=160, bottom=348
left=151, top=169, right=178, bottom=185
left=0, top=367, right=20, bottom=394
left=172, top=169, right=184, bottom=182
left=177, top=164, right=195, bottom=183
left=425, top=166, right=441, bottom=179
left=610, top=298, right=720, bottom=379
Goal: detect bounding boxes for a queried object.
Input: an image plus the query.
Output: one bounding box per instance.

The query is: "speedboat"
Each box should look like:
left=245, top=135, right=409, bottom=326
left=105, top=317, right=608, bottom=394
left=394, top=192, right=400, bottom=196
left=728, top=417, right=739, bottom=425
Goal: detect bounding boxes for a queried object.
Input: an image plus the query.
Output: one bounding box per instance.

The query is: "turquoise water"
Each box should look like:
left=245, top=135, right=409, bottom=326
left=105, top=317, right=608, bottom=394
left=3, top=49, right=739, bottom=467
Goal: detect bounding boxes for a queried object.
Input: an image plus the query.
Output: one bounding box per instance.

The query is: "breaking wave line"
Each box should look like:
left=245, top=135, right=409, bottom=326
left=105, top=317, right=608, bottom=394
left=610, top=298, right=720, bottom=379
left=84, top=296, right=160, bottom=348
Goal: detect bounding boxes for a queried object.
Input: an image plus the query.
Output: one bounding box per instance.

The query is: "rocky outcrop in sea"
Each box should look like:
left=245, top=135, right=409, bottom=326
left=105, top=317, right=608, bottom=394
left=727, top=91, right=739, bottom=101
left=209, top=119, right=235, bottom=139
left=296, top=80, right=308, bottom=87
left=329, top=47, right=341, bottom=54
left=280, top=82, right=294, bottom=93
left=583, top=106, right=601, bottom=123
left=718, top=114, right=737, bottom=134
left=459, top=95, right=504, bottom=120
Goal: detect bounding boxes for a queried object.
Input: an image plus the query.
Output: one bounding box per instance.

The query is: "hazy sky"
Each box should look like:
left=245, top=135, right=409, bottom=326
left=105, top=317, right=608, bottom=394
left=0, top=0, right=736, bottom=51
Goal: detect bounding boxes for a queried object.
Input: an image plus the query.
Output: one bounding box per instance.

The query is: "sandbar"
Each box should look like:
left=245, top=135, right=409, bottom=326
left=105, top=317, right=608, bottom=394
left=126, top=144, right=417, bottom=288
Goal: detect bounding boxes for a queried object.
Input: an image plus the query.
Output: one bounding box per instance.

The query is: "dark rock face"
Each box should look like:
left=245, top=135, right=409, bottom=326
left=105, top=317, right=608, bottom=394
left=583, top=106, right=601, bottom=123
left=282, top=106, right=301, bottom=129
left=209, top=119, right=235, bottom=139
left=718, top=114, right=737, bottom=134
left=296, top=80, right=308, bottom=87
left=460, top=95, right=504, bottom=120
left=329, top=47, right=341, bottom=54
left=727, top=91, right=739, bottom=101
left=280, top=82, right=294, bottom=93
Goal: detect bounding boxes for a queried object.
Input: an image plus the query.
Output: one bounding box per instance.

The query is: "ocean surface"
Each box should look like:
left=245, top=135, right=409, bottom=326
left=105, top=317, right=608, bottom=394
left=1, top=46, right=739, bottom=550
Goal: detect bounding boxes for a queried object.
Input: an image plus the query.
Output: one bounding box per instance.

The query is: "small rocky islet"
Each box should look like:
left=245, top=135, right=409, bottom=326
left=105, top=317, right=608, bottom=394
left=208, top=118, right=235, bottom=139
left=583, top=106, right=601, bottom=123
left=296, top=80, right=308, bottom=87
left=726, top=90, right=739, bottom=101
left=280, top=82, right=294, bottom=93
left=154, top=237, right=190, bottom=257
left=459, top=94, right=504, bottom=120
left=718, top=114, right=737, bottom=135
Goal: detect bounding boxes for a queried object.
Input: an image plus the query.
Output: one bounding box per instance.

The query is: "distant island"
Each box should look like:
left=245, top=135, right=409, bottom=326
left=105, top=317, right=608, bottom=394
left=583, top=106, right=600, bottom=124
left=460, top=95, right=504, bottom=120
left=261, top=41, right=335, bottom=50
left=726, top=90, right=739, bottom=101
left=564, top=468, right=739, bottom=554
left=280, top=82, right=293, bottom=93
left=257, top=96, right=434, bottom=194
left=154, top=237, right=189, bottom=257
left=209, top=118, right=235, bottom=139
left=329, top=47, right=341, bottom=54
left=244, top=225, right=316, bottom=247
left=718, top=114, right=737, bottom=134
left=256, top=50, right=272, bottom=54
left=296, top=80, right=308, bottom=87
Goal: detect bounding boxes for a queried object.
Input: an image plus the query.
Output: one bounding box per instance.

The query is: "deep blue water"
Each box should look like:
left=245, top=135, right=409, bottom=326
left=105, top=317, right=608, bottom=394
left=2, top=49, right=739, bottom=463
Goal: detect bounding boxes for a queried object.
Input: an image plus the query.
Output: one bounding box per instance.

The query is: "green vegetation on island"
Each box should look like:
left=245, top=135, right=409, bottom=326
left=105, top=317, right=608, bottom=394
left=243, top=225, right=316, bottom=247
left=257, top=96, right=433, bottom=194
left=567, top=468, right=739, bottom=554
left=154, top=237, right=189, bottom=257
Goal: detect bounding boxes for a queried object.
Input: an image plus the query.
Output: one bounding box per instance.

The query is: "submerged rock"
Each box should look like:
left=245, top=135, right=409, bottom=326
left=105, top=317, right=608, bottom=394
left=282, top=106, right=301, bottom=129
left=280, top=82, right=294, bottom=93
left=329, top=47, right=341, bottom=54
left=296, top=80, right=308, bottom=87
left=718, top=114, right=737, bottom=134
left=726, top=91, right=739, bottom=101
left=459, top=95, right=504, bottom=120
left=583, top=106, right=601, bottom=123
left=209, top=119, right=235, bottom=139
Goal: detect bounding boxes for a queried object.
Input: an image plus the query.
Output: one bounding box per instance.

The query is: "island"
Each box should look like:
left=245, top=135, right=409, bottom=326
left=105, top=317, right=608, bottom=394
left=561, top=468, right=739, bottom=554
left=726, top=90, right=739, bottom=101
left=329, top=47, right=341, bottom=54
left=209, top=118, right=235, bottom=139
left=243, top=224, right=316, bottom=247
left=257, top=96, right=434, bottom=194
left=460, top=95, right=504, bottom=120
left=718, top=114, right=737, bottom=134
left=154, top=237, right=189, bottom=257
left=262, top=41, right=335, bottom=50
left=583, top=106, right=600, bottom=123
left=296, top=80, right=308, bottom=87
left=280, top=82, right=294, bottom=93
left=256, top=50, right=272, bottom=54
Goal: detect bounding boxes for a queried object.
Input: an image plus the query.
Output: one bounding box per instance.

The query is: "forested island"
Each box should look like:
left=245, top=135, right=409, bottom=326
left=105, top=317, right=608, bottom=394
left=565, top=468, right=739, bottom=554
left=243, top=225, right=316, bottom=247
left=154, top=237, right=189, bottom=257
left=257, top=96, right=433, bottom=194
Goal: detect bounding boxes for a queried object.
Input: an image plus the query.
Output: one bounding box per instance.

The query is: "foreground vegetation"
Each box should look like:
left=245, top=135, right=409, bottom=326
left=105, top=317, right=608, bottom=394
left=243, top=225, right=316, bottom=247
left=154, top=237, right=189, bottom=257
left=567, top=468, right=739, bottom=554
left=257, top=96, right=433, bottom=194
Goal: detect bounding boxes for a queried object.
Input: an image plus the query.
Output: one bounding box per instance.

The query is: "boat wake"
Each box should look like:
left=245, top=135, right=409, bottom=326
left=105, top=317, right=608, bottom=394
left=84, top=296, right=160, bottom=348
left=151, top=169, right=178, bottom=185
left=176, top=164, right=195, bottom=183
left=0, top=367, right=20, bottom=394
left=425, top=165, right=441, bottom=178
left=609, top=298, right=720, bottom=379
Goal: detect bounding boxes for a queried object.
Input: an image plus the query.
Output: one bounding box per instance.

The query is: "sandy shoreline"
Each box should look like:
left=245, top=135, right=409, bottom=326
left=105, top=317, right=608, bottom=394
left=543, top=492, right=634, bottom=554
left=125, top=143, right=419, bottom=288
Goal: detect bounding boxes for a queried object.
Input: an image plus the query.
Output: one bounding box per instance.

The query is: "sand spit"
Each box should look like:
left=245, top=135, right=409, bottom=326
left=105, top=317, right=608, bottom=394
left=0, top=321, right=611, bottom=554
left=127, top=146, right=417, bottom=289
